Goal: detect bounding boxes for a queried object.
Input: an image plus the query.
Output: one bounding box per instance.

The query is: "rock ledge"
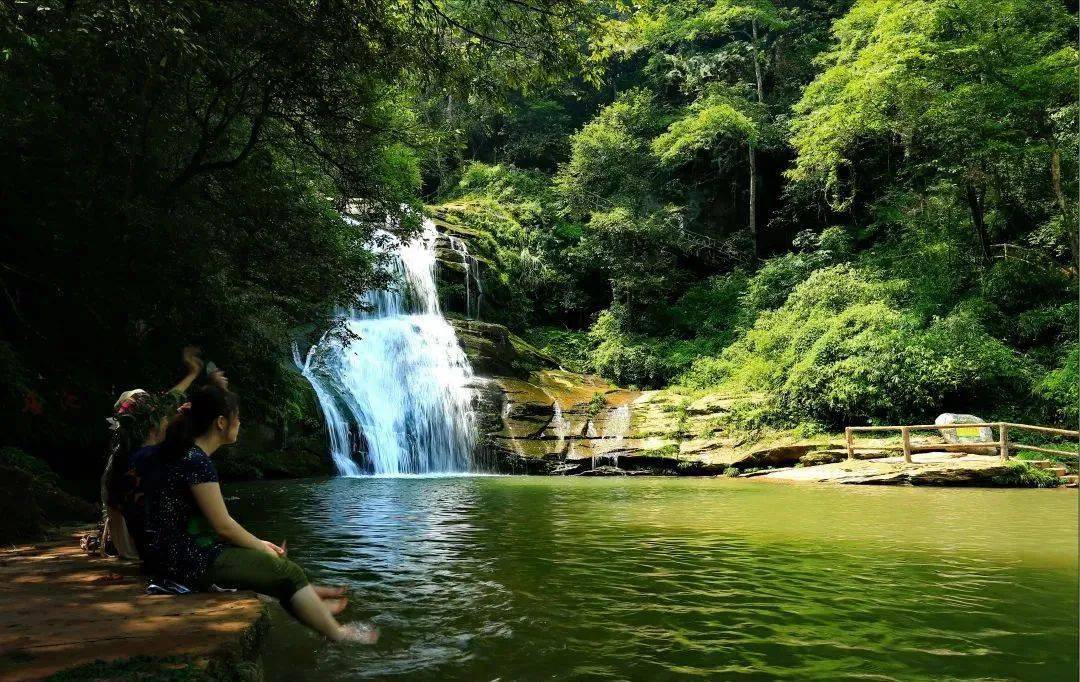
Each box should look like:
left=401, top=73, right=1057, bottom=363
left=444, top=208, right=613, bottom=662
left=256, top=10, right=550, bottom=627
left=0, top=532, right=267, bottom=681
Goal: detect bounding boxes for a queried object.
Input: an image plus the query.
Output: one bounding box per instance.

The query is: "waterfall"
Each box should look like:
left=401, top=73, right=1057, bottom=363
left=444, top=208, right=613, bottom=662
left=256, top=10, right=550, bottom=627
left=447, top=235, right=483, bottom=319
left=296, top=217, right=477, bottom=476
left=552, top=401, right=567, bottom=446
left=602, top=405, right=630, bottom=468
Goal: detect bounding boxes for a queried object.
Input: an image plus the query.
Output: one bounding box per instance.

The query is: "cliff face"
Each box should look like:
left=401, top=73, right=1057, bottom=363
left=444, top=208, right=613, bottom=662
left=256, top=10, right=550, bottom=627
left=429, top=205, right=830, bottom=476
left=436, top=205, right=1052, bottom=484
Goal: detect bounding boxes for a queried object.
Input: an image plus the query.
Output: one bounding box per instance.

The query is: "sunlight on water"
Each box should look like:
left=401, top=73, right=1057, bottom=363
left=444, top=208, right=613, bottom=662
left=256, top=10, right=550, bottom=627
left=296, top=217, right=477, bottom=476
left=233, top=477, right=1079, bottom=681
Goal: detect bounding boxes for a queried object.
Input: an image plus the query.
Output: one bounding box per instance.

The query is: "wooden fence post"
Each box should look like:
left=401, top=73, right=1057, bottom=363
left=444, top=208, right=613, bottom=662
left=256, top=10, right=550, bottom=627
left=998, top=423, right=1009, bottom=462
left=846, top=428, right=854, bottom=460
left=901, top=426, right=912, bottom=463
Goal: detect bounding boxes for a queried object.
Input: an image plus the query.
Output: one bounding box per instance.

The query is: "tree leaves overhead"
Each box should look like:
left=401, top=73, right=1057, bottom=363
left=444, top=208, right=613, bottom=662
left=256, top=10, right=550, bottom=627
left=0, top=0, right=606, bottom=454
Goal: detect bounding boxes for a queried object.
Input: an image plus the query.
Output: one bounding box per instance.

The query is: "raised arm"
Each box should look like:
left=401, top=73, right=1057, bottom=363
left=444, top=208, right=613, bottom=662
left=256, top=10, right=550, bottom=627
left=171, top=345, right=204, bottom=395
left=191, top=482, right=282, bottom=558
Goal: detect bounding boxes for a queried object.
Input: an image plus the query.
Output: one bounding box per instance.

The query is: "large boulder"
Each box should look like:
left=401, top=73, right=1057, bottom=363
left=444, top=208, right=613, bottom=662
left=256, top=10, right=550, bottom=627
left=935, top=413, right=994, bottom=444
left=451, top=319, right=557, bottom=378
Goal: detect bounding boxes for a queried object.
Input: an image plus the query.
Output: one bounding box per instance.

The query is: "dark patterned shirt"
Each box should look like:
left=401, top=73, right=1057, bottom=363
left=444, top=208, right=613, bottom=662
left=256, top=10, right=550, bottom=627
left=140, top=446, right=226, bottom=584
left=116, top=444, right=161, bottom=562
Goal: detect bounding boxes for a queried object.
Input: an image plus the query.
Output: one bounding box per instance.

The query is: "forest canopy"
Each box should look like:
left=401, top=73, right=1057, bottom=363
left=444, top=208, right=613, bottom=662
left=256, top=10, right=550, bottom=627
left=0, top=0, right=1076, bottom=477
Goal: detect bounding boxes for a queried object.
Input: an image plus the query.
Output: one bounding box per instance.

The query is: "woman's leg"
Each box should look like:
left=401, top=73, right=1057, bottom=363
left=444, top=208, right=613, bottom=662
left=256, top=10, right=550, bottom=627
left=204, top=548, right=372, bottom=642
left=289, top=585, right=349, bottom=639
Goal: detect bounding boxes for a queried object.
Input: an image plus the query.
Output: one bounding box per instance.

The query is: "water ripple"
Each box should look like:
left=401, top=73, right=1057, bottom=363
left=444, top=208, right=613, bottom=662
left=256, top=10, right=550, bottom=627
left=228, top=476, right=1078, bottom=681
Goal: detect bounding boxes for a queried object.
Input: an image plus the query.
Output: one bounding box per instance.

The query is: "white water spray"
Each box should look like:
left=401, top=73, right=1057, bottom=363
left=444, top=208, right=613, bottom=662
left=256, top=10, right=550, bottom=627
left=447, top=235, right=484, bottom=319
left=602, top=405, right=630, bottom=468
left=296, top=218, right=477, bottom=476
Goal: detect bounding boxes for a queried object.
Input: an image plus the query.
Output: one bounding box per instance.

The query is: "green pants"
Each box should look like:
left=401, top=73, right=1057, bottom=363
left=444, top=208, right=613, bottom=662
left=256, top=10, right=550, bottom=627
left=201, top=547, right=310, bottom=604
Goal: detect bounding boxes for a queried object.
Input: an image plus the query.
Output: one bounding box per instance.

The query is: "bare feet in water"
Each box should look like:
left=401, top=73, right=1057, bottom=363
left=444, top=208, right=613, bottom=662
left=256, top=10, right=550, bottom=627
left=323, top=596, right=349, bottom=616
left=314, top=584, right=348, bottom=598
left=335, top=622, right=379, bottom=644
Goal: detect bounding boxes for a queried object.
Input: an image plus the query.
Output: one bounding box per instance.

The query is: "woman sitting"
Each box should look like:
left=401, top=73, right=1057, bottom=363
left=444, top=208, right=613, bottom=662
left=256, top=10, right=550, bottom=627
left=142, top=384, right=377, bottom=643
left=96, top=345, right=206, bottom=558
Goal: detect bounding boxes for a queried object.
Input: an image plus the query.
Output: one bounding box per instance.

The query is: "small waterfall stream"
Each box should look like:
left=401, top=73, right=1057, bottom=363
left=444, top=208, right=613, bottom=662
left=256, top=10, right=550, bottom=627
left=602, top=405, right=630, bottom=468
left=296, top=217, right=477, bottom=476
left=447, top=235, right=483, bottom=319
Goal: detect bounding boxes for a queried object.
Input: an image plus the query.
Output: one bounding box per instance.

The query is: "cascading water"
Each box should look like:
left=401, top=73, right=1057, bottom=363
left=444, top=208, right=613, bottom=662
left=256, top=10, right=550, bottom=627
left=602, top=405, right=630, bottom=468
left=447, top=235, right=483, bottom=319
left=296, top=217, right=477, bottom=476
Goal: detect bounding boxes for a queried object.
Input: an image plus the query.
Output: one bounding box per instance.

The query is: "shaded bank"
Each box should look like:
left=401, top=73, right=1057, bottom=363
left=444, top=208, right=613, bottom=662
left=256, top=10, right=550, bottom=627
left=0, top=533, right=266, bottom=681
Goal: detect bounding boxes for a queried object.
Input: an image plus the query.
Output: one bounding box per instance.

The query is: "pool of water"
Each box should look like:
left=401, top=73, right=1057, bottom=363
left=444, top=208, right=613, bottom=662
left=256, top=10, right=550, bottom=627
left=227, top=476, right=1078, bottom=680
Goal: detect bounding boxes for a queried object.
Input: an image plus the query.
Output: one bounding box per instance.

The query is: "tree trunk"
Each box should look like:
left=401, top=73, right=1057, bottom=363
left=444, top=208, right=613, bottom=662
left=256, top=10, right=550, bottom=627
left=1048, top=145, right=1079, bottom=269
left=965, top=183, right=992, bottom=265
left=751, top=19, right=764, bottom=105
left=748, top=146, right=758, bottom=260
left=1050, top=145, right=1066, bottom=211
left=749, top=19, right=763, bottom=262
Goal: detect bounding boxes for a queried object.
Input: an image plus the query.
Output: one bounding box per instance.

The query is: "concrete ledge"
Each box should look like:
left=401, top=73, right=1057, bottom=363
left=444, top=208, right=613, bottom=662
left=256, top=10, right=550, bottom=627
left=0, top=533, right=267, bottom=680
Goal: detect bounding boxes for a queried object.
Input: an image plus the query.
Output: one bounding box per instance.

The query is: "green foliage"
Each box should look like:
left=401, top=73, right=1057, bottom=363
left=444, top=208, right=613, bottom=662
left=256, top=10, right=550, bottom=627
left=1037, top=344, right=1080, bottom=427
left=681, top=265, right=1035, bottom=426
left=588, top=308, right=713, bottom=388
left=586, top=392, right=608, bottom=418
left=497, top=99, right=575, bottom=170
left=555, top=89, right=667, bottom=217
left=525, top=327, right=592, bottom=373
left=654, top=89, right=760, bottom=165
left=669, top=271, right=750, bottom=340
left=989, top=462, right=1061, bottom=488
left=789, top=0, right=1077, bottom=214
left=1014, top=449, right=1078, bottom=473
left=0, top=446, right=59, bottom=486
left=441, top=162, right=606, bottom=326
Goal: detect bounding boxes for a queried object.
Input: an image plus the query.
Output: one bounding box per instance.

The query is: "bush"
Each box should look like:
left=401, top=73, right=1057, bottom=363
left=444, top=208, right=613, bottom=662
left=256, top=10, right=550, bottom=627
left=742, top=227, right=851, bottom=314
left=680, top=265, right=1034, bottom=427
left=525, top=326, right=592, bottom=373
left=587, top=308, right=715, bottom=388
left=1036, top=344, right=1079, bottom=428
left=990, top=462, right=1060, bottom=488
left=0, top=446, right=60, bottom=485
left=669, top=271, right=750, bottom=340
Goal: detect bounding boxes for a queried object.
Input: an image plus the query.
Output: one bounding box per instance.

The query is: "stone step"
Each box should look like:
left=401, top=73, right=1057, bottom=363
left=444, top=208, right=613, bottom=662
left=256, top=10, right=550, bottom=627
left=1060, top=475, right=1078, bottom=487
left=1047, top=466, right=1068, bottom=476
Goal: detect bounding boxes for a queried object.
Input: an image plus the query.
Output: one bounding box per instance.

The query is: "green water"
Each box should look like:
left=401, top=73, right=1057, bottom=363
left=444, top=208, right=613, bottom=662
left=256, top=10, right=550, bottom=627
left=228, top=476, right=1078, bottom=680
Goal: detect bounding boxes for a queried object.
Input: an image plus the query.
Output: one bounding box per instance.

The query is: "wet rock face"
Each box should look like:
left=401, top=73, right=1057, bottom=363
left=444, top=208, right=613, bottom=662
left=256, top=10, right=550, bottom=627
left=451, top=312, right=858, bottom=476
left=431, top=204, right=825, bottom=476
left=450, top=319, right=556, bottom=378
left=453, top=316, right=839, bottom=475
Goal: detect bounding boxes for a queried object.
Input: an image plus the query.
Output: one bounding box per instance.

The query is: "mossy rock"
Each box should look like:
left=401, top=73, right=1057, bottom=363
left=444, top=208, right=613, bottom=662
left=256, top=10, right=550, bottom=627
left=799, top=450, right=847, bottom=467
left=451, top=319, right=557, bottom=378
left=214, top=447, right=334, bottom=482
left=0, top=463, right=98, bottom=545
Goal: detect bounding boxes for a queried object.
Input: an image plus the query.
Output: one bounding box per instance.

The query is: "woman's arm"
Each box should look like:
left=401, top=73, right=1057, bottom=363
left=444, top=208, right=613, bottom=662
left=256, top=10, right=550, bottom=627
left=105, top=506, right=139, bottom=560
left=191, top=482, right=280, bottom=557
left=171, top=345, right=204, bottom=395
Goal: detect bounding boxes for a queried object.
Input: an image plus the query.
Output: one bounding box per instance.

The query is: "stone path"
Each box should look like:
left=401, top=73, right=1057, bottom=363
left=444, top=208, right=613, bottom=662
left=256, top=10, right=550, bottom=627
left=0, top=532, right=265, bottom=680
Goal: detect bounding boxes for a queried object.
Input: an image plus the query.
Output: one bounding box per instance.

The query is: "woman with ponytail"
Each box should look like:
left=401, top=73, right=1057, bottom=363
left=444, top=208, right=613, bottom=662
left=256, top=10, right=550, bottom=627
left=144, top=384, right=378, bottom=644
left=95, top=346, right=207, bottom=558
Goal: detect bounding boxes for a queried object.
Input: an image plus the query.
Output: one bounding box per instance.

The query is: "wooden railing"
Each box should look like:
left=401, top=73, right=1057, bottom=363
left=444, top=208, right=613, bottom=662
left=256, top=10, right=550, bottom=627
left=844, top=422, right=1080, bottom=463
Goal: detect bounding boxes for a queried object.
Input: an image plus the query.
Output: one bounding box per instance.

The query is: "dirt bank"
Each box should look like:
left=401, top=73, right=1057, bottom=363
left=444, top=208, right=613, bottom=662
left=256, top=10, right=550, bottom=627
left=0, top=532, right=266, bottom=680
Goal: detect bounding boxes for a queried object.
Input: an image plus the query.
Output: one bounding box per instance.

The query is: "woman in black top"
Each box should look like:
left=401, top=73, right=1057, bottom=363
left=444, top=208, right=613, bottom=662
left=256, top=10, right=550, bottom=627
left=147, top=384, right=378, bottom=643
left=98, top=346, right=204, bottom=558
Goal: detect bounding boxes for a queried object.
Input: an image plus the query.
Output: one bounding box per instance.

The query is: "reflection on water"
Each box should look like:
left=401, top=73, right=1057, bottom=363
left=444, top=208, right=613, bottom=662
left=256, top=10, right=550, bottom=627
left=228, top=477, right=1079, bottom=680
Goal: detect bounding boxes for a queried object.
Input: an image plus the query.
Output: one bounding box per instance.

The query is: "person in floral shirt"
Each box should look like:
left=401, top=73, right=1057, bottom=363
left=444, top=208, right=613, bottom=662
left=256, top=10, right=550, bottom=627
left=96, top=346, right=226, bottom=558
